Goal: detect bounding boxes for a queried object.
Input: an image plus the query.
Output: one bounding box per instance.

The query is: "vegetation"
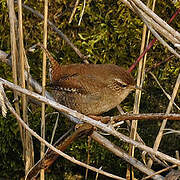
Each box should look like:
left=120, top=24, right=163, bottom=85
left=0, top=0, right=179, bottom=179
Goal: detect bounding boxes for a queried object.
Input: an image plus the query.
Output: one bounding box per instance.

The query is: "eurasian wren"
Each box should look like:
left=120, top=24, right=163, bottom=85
left=49, top=61, right=136, bottom=115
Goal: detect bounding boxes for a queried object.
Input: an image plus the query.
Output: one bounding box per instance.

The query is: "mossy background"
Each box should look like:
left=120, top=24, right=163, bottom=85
left=0, top=0, right=179, bottom=179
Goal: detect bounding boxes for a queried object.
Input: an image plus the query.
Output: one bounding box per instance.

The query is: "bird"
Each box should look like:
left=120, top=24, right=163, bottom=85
left=39, top=44, right=137, bottom=116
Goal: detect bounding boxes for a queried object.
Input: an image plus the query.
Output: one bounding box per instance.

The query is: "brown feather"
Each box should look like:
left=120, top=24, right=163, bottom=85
left=49, top=62, right=135, bottom=115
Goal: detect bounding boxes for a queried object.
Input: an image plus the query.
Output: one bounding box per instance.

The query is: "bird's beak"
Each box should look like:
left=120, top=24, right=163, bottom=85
left=134, top=85, right=144, bottom=91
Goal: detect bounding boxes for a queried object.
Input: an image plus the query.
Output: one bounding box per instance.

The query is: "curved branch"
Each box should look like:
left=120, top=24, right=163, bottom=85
left=1, top=77, right=180, bottom=166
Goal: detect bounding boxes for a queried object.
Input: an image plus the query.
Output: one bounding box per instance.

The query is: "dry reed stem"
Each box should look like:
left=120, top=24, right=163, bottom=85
left=7, top=0, right=23, bottom=149
left=40, top=0, right=48, bottom=179
left=131, top=0, right=180, bottom=42
left=127, top=0, right=153, bottom=178
left=18, top=0, right=34, bottom=174
left=122, top=0, right=180, bottom=47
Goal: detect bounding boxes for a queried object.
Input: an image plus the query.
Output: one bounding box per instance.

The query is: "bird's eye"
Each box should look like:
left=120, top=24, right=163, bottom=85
left=114, top=79, right=127, bottom=88
left=120, top=84, right=127, bottom=88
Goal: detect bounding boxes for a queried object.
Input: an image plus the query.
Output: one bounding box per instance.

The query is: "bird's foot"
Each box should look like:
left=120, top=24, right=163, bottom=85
left=88, top=115, right=111, bottom=124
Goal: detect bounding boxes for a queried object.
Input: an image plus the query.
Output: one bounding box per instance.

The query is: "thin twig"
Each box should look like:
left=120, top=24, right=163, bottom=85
left=142, top=164, right=177, bottom=180
left=91, top=132, right=164, bottom=180
left=49, top=112, right=60, bottom=145
left=111, top=113, right=180, bottom=121
left=27, top=123, right=93, bottom=179
left=78, top=0, right=86, bottom=26
left=146, top=55, right=174, bottom=73
left=69, top=0, right=80, bottom=23
left=27, top=125, right=73, bottom=179
left=149, top=72, right=180, bottom=111
left=128, top=7, right=180, bottom=72
left=147, top=73, right=180, bottom=168
left=117, top=105, right=145, bottom=145
left=95, top=166, right=102, bottom=180
left=163, top=129, right=180, bottom=135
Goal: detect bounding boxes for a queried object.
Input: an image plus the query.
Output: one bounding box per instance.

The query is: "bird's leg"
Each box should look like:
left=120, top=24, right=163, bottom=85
left=88, top=115, right=117, bottom=131
left=88, top=115, right=111, bottom=124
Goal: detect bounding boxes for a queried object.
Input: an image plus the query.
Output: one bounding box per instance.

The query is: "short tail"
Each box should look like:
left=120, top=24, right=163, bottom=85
left=37, top=43, right=60, bottom=82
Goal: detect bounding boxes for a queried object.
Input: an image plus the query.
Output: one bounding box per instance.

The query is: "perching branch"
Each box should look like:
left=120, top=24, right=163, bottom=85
left=1, top=77, right=180, bottom=167
left=40, top=0, right=48, bottom=179
left=110, top=113, right=180, bottom=122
